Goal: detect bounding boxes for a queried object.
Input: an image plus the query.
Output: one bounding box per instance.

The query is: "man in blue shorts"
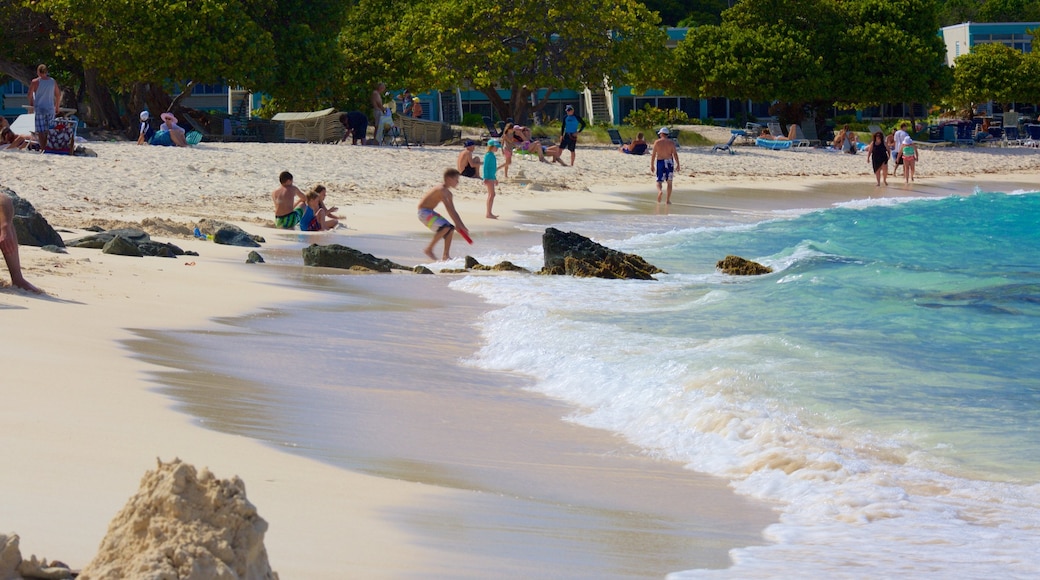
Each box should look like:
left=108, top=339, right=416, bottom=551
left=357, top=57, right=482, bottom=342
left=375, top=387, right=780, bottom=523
left=650, top=127, right=681, bottom=204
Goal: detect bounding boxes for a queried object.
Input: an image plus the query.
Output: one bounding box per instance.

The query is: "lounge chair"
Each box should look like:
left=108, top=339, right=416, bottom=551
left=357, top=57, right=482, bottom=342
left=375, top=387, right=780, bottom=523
left=767, top=122, right=784, bottom=140
left=800, top=121, right=824, bottom=146
left=607, top=128, right=626, bottom=146
left=1003, top=126, right=1024, bottom=146
left=755, top=136, right=792, bottom=150
left=711, top=130, right=743, bottom=154
left=1023, top=124, right=1040, bottom=147
left=272, top=108, right=340, bottom=143
left=868, top=124, right=882, bottom=135
left=789, top=124, right=818, bottom=147
left=482, top=116, right=502, bottom=139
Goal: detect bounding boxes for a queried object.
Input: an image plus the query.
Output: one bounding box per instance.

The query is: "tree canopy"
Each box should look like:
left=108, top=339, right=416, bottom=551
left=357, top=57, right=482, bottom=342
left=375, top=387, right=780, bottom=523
left=398, top=0, right=669, bottom=122
left=670, top=0, right=951, bottom=125
left=951, top=42, right=1035, bottom=109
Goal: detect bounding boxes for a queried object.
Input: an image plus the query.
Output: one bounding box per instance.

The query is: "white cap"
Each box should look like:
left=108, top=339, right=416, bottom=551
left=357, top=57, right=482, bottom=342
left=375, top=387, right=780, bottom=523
left=903, top=136, right=913, bottom=145
left=140, top=111, right=149, bottom=121
left=658, top=127, right=669, bottom=135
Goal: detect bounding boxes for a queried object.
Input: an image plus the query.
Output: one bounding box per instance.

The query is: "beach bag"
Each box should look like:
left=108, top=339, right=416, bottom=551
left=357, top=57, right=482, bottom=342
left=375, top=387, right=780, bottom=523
left=45, top=119, right=76, bottom=154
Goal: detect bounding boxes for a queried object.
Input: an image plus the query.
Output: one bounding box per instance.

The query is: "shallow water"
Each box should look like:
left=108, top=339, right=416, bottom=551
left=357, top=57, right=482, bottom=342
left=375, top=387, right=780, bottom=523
left=450, top=187, right=1040, bottom=577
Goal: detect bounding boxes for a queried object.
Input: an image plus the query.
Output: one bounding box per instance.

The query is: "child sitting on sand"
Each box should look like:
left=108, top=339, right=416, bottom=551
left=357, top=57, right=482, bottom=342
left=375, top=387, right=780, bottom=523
left=417, top=168, right=469, bottom=261
left=308, top=184, right=341, bottom=230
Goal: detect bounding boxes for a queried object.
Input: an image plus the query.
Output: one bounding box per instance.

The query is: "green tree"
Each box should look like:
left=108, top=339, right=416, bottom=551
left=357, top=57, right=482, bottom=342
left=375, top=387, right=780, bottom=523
left=401, top=0, right=669, bottom=123
left=951, top=42, right=1024, bottom=111
left=977, top=0, right=1040, bottom=22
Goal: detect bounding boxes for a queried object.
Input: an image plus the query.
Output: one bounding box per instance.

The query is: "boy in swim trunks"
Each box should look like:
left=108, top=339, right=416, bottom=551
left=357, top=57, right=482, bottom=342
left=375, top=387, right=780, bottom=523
left=417, top=168, right=469, bottom=261
left=650, top=127, right=681, bottom=204
left=272, top=171, right=308, bottom=229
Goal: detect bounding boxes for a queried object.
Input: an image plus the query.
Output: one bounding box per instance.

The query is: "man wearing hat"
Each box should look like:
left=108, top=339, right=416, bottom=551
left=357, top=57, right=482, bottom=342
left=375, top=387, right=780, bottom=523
left=559, top=104, right=587, bottom=166
left=650, top=127, right=681, bottom=204
left=457, top=139, right=482, bottom=178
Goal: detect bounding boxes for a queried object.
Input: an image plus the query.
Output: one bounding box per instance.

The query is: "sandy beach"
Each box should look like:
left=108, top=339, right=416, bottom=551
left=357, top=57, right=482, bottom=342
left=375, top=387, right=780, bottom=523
left=2, top=131, right=1039, bottom=577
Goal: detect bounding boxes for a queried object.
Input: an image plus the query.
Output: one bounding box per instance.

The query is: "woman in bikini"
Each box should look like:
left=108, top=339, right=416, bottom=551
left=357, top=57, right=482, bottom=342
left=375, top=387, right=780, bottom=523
left=900, top=137, right=919, bottom=184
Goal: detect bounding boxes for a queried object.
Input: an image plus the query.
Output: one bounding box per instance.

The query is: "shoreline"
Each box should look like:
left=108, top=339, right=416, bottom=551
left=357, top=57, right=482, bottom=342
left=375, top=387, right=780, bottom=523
left=3, top=140, right=1039, bottom=575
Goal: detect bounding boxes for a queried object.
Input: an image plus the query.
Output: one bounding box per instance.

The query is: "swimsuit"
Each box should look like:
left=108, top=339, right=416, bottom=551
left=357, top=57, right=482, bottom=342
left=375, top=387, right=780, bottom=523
left=301, top=206, right=320, bottom=231
left=871, top=143, right=890, bottom=172
left=275, top=206, right=306, bottom=229
left=461, top=164, right=477, bottom=178
left=418, top=208, right=453, bottom=232
left=656, top=159, right=674, bottom=182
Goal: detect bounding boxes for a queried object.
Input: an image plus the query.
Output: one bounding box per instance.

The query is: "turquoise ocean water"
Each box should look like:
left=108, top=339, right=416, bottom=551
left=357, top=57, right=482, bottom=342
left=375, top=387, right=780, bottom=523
left=144, top=186, right=1040, bottom=577
left=450, top=188, right=1040, bottom=577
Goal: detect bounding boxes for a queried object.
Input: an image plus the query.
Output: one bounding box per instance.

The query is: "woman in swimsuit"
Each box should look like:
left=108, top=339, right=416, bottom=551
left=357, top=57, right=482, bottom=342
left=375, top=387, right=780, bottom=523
left=516, top=126, right=547, bottom=162
left=900, top=137, right=918, bottom=184
left=865, top=131, right=890, bottom=186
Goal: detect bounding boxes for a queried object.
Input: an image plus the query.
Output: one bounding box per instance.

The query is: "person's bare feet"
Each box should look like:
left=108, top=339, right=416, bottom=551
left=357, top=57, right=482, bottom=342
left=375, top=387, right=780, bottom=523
left=441, top=254, right=451, bottom=261
left=423, top=248, right=436, bottom=260
left=486, top=213, right=498, bottom=219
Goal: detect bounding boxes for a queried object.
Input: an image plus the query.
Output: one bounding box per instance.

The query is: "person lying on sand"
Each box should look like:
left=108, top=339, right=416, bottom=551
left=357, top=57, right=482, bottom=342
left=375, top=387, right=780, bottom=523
left=1, top=191, right=43, bottom=293
left=417, top=168, right=468, bottom=261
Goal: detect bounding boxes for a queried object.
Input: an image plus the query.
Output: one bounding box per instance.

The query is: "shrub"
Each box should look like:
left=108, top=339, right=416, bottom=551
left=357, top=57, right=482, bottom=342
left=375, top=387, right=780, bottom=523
left=623, top=104, right=690, bottom=128
left=461, top=112, right=484, bottom=127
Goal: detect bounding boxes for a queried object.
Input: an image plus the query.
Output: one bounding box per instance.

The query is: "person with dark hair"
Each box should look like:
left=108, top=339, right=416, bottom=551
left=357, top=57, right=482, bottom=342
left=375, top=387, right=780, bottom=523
left=559, top=104, right=587, bottom=166
left=457, top=140, right=482, bottom=178
left=339, top=111, right=369, bottom=145
left=865, top=131, right=890, bottom=186
left=271, top=171, right=307, bottom=229
left=1, top=191, right=42, bottom=293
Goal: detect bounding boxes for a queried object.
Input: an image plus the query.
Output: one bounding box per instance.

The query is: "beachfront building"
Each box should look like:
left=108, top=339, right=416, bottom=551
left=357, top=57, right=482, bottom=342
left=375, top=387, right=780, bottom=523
left=940, top=21, right=1037, bottom=66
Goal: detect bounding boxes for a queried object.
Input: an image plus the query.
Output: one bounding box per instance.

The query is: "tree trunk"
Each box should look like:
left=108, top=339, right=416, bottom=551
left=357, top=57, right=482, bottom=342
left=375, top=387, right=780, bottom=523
left=0, top=60, right=35, bottom=86
left=82, top=68, right=124, bottom=130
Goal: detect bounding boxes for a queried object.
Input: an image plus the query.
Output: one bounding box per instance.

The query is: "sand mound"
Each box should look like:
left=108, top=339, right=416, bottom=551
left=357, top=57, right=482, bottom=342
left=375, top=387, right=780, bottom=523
left=79, top=458, right=277, bottom=580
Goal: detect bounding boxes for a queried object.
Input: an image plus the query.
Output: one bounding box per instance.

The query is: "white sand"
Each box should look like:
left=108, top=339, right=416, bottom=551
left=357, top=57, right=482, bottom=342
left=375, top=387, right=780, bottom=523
left=1, top=133, right=1038, bottom=575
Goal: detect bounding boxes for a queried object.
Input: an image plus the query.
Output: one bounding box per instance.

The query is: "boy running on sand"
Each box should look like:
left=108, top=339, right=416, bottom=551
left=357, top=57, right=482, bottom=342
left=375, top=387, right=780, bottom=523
left=418, top=168, right=469, bottom=261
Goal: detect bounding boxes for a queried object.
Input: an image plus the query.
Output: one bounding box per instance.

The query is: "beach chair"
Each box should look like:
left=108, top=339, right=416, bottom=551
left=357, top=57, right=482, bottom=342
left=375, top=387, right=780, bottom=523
left=789, top=124, right=818, bottom=147
left=800, top=121, right=823, bottom=146
left=711, top=130, right=743, bottom=154
left=767, top=122, right=784, bottom=141
left=1003, top=126, right=1024, bottom=146
left=607, top=128, right=625, bottom=146
left=482, top=116, right=502, bottom=139
left=1024, top=124, right=1040, bottom=147
left=868, top=124, right=882, bottom=136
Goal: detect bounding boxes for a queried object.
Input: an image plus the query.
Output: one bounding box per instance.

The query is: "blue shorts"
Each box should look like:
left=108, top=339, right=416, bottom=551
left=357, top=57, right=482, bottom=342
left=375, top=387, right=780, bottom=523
left=656, top=159, right=675, bottom=182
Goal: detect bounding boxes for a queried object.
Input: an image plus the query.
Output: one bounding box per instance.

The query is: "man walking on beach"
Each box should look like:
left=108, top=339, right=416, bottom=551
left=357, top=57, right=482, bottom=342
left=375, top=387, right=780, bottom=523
left=27, top=64, right=61, bottom=152
left=650, top=127, right=680, bottom=204
left=417, top=168, right=469, bottom=261
left=559, top=104, right=586, bottom=166
left=1, top=191, right=42, bottom=293
left=271, top=171, right=307, bottom=229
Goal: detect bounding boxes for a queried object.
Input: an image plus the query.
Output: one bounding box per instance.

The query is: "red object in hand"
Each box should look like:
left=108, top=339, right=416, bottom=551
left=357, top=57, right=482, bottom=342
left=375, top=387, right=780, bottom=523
left=457, top=228, right=473, bottom=244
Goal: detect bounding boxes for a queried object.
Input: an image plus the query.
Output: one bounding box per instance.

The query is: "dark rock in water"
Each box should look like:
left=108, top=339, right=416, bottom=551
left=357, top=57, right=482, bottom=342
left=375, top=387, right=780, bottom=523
left=246, top=251, right=265, bottom=264
left=4, top=186, right=65, bottom=248
left=492, top=261, right=528, bottom=272
left=138, top=241, right=185, bottom=258
left=67, top=228, right=151, bottom=249
left=539, top=227, right=664, bottom=280
left=41, top=245, right=67, bottom=254
left=716, top=255, right=772, bottom=276
left=102, top=235, right=143, bottom=257
left=464, top=256, right=481, bottom=269
left=302, top=244, right=410, bottom=272
left=196, top=219, right=261, bottom=248
left=183, top=250, right=199, bottom=257
left=84, top=225, right=106, bottom=232
left=413, top=265, right=434, bottom=275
